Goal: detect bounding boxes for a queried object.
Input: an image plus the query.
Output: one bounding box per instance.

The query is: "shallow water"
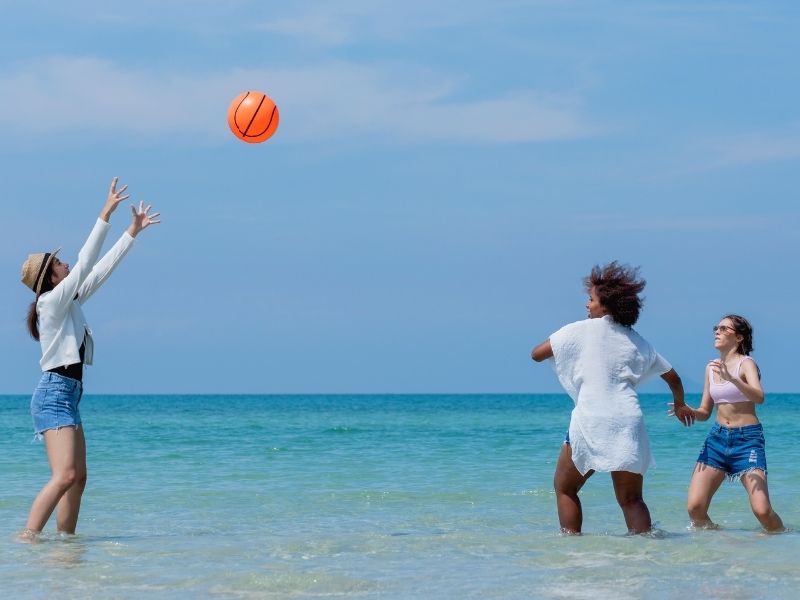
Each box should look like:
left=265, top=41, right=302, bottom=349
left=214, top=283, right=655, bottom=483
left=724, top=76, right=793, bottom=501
left=2, top=394, right=798, bottom=598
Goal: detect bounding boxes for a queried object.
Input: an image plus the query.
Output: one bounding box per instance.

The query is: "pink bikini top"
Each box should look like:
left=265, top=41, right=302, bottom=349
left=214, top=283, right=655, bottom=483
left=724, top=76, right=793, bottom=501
left=709, top=357, right=753, bottom=404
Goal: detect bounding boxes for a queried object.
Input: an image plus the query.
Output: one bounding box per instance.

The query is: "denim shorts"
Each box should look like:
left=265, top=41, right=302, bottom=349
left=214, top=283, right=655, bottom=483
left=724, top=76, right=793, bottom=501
left=30, top=372, right=83, bottom=439
left=696, top=423, right=767, bottom=479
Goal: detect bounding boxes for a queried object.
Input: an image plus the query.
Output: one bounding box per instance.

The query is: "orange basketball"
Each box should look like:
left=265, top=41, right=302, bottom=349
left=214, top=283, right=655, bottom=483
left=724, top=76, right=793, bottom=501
left=227, top=91, right=280, bottom=143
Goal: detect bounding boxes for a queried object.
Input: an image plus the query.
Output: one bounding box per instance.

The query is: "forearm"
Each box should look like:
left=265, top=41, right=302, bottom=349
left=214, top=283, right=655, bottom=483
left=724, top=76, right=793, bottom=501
left=661, top=369, right=685, bottom=406
left=669, top=383, right=685, bottom=407
left=77, top=231, right=135, bottom=303
left=693, top=407, right=712, bottom=421
left=731, top=379, right=764, bottom=404
left=42, top=219, right=111, bottom=311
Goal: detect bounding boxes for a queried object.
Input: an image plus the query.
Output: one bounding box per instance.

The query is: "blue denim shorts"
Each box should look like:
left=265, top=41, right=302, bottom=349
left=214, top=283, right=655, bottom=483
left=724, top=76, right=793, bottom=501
left=30, top=372, right=83, bottom=439
left=696, top=423, right=767, bottom=479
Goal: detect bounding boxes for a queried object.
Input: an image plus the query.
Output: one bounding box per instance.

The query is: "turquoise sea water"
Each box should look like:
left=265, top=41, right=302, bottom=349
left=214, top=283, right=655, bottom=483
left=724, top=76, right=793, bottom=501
left=1, top=393, right=799, bottom=599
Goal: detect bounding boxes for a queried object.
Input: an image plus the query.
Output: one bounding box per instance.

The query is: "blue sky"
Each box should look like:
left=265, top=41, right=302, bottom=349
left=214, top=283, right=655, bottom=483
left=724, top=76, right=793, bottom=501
left=2, top=1, right=799, bottom=394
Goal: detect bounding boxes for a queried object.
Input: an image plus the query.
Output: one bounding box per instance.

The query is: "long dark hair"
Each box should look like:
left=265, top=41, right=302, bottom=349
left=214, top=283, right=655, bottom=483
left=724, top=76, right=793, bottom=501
left=25, top=264, right=55, bottom=341
left=722, top=314, right=755, bottom=356
left=721, top=313, right=760, bottom=379
left=584, top=261, right=645, bottom=327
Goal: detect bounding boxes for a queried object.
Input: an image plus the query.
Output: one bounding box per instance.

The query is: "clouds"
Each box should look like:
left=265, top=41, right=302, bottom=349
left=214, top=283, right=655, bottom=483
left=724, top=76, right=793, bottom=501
left=0, top=56, right=595, bottom=145
left=704, top=129, right=800, bottom=169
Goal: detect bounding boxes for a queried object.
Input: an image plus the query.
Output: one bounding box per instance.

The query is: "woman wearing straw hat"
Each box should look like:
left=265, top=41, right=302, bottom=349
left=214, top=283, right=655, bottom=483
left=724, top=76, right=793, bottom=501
left=18, top=177, right=159, bottom=539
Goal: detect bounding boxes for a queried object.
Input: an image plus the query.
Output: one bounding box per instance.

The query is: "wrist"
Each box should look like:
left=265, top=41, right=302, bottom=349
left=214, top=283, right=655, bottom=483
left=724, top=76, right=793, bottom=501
left=126, top=225, right=139, bottom=238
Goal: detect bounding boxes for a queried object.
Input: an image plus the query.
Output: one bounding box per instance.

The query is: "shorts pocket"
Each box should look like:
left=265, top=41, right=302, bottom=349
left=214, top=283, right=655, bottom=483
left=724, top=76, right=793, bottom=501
left=741, top=430, right=765, bottom=443
left=30, top=387, right=49, bottom=414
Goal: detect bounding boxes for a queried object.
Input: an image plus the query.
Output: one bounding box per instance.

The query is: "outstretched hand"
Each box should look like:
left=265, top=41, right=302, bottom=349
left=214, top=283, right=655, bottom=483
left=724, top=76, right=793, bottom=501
left=127, top=200, right=161, bottom=237
left=667, top=403, right=696, bottom=427
left=100, top=177, right=130, bottom=222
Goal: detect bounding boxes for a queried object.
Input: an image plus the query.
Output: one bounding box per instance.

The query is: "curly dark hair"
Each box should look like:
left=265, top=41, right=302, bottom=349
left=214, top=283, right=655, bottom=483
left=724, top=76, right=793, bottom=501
left=721, top=314, right=754, bottom=356
left=584, top=261, right=645, bottom=327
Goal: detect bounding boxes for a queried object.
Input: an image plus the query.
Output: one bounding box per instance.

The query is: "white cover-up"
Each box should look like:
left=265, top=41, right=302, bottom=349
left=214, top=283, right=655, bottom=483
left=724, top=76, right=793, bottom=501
left=548, top=315, right=672, bottom=475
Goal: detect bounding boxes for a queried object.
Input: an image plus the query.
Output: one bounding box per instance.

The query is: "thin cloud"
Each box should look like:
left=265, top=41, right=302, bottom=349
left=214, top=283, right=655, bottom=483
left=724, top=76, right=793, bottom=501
left=0, top=56, right=597, bottom=145
left=705, top=131, right=800, bottom=169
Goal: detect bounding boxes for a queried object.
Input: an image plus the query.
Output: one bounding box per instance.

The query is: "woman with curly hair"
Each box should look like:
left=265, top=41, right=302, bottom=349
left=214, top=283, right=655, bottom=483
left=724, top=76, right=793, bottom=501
left=673, top=314, right=784, bottom=532
left=531, top=262, right=692, bottom=534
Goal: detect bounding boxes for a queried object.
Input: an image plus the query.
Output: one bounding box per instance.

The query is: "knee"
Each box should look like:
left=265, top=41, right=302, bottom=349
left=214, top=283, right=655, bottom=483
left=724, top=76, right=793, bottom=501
left=687, top=498, right=706, bottom=519
left=53, top=468, right=86, bottom=490
left=750, top=499, right=773, bottom=520
left=554, top=477, right=579, bottom=498
left=616, top=491, right=643, bottom=509
left=53, top=468, right=78, bottom=490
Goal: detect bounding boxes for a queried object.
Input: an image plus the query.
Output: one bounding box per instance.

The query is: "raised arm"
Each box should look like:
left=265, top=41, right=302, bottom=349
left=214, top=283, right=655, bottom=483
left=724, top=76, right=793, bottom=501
left=78, top=201, right=160, bottom=303
left=38, top=179, right=131, bottom=315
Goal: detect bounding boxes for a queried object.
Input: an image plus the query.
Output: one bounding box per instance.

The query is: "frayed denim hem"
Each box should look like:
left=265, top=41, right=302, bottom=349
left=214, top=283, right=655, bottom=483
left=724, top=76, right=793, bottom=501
left=728, top=466, right=766, bottom=483
left=32, top=423, right=82, bottom=442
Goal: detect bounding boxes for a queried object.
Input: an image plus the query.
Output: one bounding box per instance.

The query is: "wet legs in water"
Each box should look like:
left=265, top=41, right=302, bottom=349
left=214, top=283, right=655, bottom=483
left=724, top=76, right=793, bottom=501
left=24, top=426, right=87, bottom=535
left=553, top=443, right=594, bottom=534
left=553, top=443, right=652, bottom=534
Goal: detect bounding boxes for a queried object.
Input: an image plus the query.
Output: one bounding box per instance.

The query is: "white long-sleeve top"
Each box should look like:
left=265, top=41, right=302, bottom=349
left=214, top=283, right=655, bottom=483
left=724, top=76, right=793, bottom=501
left=548, top=316, right=672, bottom=475
left=37, top=218, right=135, bottom=371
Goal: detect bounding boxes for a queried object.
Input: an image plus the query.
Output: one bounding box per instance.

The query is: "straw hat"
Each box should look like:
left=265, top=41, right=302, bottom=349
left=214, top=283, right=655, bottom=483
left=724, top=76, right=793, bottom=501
left=20, top=248, right=61, bottom=294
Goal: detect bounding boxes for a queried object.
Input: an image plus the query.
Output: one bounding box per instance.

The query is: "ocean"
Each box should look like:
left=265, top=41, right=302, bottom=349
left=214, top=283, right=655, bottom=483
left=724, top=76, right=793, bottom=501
left=1, top=394, right=798, bottom=599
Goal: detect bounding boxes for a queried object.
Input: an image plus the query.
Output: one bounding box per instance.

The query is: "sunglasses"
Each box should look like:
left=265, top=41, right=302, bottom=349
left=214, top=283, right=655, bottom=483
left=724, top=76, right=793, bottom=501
left=712, top=325, right=736, bottom=334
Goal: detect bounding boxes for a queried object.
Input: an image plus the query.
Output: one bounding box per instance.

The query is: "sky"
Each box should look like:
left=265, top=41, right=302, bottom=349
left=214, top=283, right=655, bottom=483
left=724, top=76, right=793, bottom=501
left=1, top=1, right=799, bottom=394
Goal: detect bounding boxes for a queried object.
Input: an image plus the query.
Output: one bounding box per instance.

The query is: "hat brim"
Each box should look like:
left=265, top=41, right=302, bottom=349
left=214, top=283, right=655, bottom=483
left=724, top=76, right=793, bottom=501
left=34, top=247, right=62, bottom=294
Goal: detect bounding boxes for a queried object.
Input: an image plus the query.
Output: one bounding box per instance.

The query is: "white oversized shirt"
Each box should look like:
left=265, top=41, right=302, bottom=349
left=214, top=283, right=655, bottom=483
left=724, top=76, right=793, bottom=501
left=37, top=218, right=135, bottom=371
left=548, top=316, right=672, bottom=475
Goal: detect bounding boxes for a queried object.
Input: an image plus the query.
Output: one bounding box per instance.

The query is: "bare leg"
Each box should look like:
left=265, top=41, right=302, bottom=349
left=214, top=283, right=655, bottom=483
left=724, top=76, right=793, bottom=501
left=687, top=463, right=725, bottom=528
left=56, top=426, right=87, bottom=533
left=553, top=444, right=594, bottom=534
left=25, top=427, right=83, bottom=533
left=611, top=471, right=651, bottom=534
left=740, top=470, right=784, bottom=532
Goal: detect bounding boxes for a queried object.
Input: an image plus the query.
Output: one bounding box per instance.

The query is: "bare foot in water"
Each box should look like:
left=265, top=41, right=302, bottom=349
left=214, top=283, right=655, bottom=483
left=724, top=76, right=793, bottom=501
left=15, top=529, right=41, bottom=543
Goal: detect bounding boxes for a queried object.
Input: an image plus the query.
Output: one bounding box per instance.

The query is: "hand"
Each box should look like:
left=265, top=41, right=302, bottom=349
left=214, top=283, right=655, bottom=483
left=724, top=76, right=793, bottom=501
left=100, top=177, right=130, bottom=222
left=667, top=403, right=696, bottom=427
left=127, top=200, right=161, bottom=237
left=708, top=359, right=733, bottom=382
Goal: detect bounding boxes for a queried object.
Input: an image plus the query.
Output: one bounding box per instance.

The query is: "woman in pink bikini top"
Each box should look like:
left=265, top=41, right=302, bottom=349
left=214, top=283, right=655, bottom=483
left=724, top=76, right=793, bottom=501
left=708, top=356, right=757, bottom=406
left=671, top=314, right=784, bottom=532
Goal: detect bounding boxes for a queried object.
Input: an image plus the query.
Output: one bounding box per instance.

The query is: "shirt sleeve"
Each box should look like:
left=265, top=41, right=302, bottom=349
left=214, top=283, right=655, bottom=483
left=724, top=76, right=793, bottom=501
left=38, top=218, right=111, bottom=320
left=77, top=231, right=135, bottom=304
left=548, top=320, right=583, bottom=363
left=649, top=352, right=673, bottom=377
